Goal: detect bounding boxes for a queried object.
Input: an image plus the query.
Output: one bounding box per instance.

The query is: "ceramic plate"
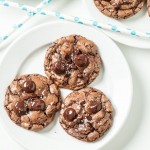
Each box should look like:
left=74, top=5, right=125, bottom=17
left=0, top=21, right=133, bottom=150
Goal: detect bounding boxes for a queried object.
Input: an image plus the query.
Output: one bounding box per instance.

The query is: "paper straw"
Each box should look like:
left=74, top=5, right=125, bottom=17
left=0, top=0, right=52, bottom=43
left=0, top=0, right=150, bottom=42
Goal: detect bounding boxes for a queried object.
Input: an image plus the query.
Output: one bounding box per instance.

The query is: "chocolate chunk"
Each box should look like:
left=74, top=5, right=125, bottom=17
left=74, top=54, right=89, bottom=68
left=63, top=108, right=77, bottom=122
left=86, top=101, right=102, bottom=114
left=64, top=55, right=72, bottom=63
left=86, top=116, right=92, bottom=121
left=28, top=99, right=46, bottom=111
left=53, top=61, right=66, bottom=75
left=13, top=101, right=28, bottom=116
left=80, top=100, right=85, bottom=106
left=22, top=80, right=36, bottom=93
left=74, top=49, right=82, bottom=55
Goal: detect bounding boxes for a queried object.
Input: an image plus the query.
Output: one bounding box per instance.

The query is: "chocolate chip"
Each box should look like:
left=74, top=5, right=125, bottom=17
left=13, top=101, right=28, bottom=116
left=22, top=80, right=36, bottom=93
left=86, top=116, right=92, bottom=121
left=74, top=54, right=89, bottom=68
left=53, top=61, right=66, bottom=75
left=74, top=49, right=82, bottom=55
left=28, top=99, right=45, bottom=111
left=86, top=101, right=102, bottom=114
left=64, top=55, right=72, bottom=63
left=63, top=108, right=77, bottom=122
left=80, top=100, right=85, bottom=106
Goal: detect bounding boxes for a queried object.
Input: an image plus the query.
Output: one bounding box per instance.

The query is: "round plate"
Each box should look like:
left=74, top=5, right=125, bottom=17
left=0, top=21, right=133, bottom=150
left=83, top=0, right=150, bottom=48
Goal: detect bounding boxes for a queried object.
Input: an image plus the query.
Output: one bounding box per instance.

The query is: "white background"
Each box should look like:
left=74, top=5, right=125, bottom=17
left=0, top=0, right=150, bottom=150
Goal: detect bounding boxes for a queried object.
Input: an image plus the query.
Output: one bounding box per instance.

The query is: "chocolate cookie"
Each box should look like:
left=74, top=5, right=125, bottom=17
left=4, top=74, right=61, bottom=131
left=59, top=87, right=113, bottom=142
left=148, top=0, right=150, bottom=16
left=44, top=35, right=101, bottom=90
left=94, top=0, right=145, bottom=19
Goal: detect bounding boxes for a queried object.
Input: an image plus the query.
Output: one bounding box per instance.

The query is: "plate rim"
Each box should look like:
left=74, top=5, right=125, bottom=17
left=0, top=20, right=133, bottom=150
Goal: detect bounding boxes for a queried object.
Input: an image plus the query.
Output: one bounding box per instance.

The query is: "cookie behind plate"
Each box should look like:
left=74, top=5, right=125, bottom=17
left=94, top=0, right=145, bottom=19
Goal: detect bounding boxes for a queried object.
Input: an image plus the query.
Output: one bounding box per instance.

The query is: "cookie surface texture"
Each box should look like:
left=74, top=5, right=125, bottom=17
left=94, top=0, right=145, bottom=19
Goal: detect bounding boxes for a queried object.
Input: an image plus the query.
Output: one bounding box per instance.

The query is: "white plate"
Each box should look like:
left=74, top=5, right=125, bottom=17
left=83, top=0, right=150, bottom=48
left=0, top=21, right=133, bottom=150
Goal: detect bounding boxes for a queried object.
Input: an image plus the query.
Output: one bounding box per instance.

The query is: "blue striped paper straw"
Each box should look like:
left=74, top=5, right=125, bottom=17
left=0, top=0, right=52, bottom=43
left=0, top=0, right=150, bottom=42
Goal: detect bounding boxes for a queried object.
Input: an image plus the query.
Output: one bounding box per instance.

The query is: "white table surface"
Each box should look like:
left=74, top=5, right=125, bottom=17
left=0, top=0, right=150, bottom=150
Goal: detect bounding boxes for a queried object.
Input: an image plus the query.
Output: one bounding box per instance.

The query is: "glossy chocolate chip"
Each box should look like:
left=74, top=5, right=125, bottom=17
left=86, top=101, right=102, bottom=114
left=14, top=101, right=28, bottom=116
left=53, top=61, right=66, bottom=75
left=22, top=80, right=36, bottom=93
left=63, top=108, right=77, bottom=122
left=86, top=116, right=92, bottom=121
left=74, top=49, right=82, bottom=55
left=74, top=54, right=89, bottom=68
left=29, top=99, right=45, bottom=111
left=64, top=55, right=72, bottom=63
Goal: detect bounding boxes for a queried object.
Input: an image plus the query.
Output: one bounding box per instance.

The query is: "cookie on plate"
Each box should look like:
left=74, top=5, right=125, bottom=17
left=59, top=87, right=113, bottom=142
left=44, top=35, right=102, bottom=90
left=4, top=74, right=61, bottom=131
left=94, top=0, right=145, bottom=19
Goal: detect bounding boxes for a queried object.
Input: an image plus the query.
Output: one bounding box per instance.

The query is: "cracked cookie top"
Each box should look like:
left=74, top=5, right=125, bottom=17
left=4, top=74, right=61, bottom=131
left=59, top=87, right=113, bottom=142
left=94, top=0, right=145, bottom=19
left=44, top=35, right=102, bottom=90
